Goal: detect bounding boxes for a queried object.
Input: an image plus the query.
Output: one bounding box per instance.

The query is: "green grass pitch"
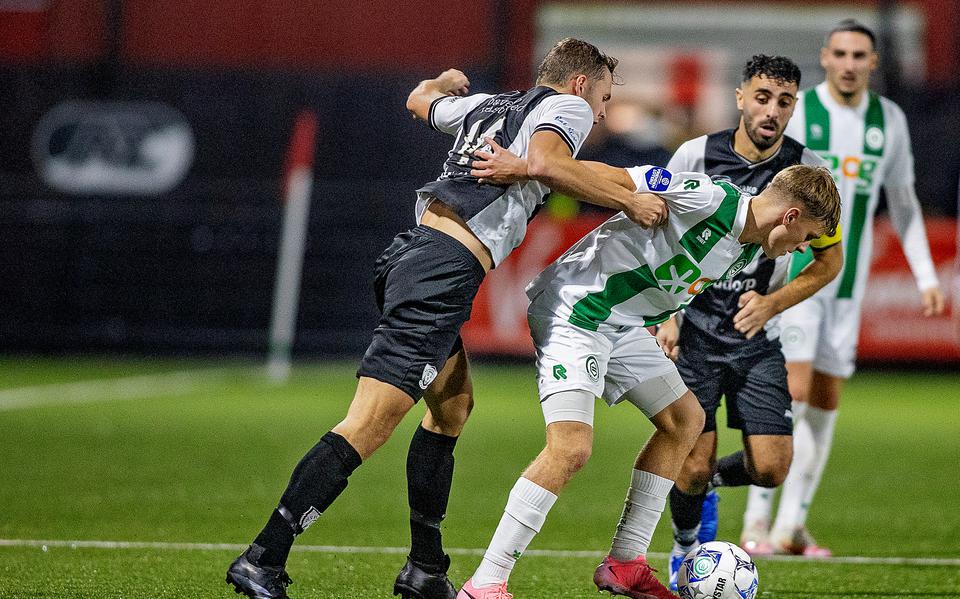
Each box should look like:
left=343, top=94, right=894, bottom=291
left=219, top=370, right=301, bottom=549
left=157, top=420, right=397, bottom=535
left=0, top=357, right=958, bottom=598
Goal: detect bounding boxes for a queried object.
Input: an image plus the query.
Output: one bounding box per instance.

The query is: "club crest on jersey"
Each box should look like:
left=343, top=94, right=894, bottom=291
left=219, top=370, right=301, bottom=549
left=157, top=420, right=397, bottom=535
left=810, top=123, right=824, bottom=140
left=585, top=356, right=600, bottom=381
left=419, top=364, right=438, bottom=389
left=645, top=167, right=672, bottom=192
left=724, top=258, right=749, bottom=280
left=865, top=126, right=884, bottom=151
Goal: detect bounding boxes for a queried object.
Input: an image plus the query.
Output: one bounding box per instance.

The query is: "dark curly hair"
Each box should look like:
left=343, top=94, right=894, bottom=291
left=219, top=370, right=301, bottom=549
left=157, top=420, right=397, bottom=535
left=741, top=54, right=801, bottom=88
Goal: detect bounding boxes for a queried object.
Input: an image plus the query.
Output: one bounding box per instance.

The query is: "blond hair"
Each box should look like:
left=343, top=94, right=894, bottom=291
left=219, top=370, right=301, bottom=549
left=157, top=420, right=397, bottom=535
left=769, top=165, right=841, bottom=235
left=535, top=38, right=619, bottom=86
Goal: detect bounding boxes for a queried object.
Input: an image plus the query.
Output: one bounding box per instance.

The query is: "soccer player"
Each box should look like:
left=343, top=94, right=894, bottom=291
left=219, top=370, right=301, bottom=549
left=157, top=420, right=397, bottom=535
left=225, top=38, right=670, bottom=599
left=653, top=55, right=843, bottom=587
left=741, top=20, right=945, bottom=556
left=456, top=162, right=841, bottom=599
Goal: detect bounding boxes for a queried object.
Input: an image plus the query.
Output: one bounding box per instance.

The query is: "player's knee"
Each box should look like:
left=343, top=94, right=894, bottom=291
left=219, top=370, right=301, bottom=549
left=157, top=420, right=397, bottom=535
left=749, top=459, right=790, bottom=488
left=545, top=438, right=593, bottom=473
left=663, top=393, right=706, bottom=445
left=682, top=460, right=714, bottom=490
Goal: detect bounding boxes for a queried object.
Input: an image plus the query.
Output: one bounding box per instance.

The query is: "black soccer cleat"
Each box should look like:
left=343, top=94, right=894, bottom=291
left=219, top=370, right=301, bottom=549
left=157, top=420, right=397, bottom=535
left=225, top=544, right=294, bottom=599
left=393, top=555, right=457, bottom=599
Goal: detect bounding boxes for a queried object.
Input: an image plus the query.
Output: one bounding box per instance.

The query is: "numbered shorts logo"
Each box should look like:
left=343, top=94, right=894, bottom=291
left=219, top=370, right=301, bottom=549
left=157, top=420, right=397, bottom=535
left=585, top=356, right=600, bottom=381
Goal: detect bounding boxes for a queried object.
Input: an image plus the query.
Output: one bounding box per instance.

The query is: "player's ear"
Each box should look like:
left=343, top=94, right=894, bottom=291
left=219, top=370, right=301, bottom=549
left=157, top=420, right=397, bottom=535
left=782, top=206, right=801, bottom=225
left=735, top=86, right=744, bottom=111
left=572, top=74, right=588, bottom=96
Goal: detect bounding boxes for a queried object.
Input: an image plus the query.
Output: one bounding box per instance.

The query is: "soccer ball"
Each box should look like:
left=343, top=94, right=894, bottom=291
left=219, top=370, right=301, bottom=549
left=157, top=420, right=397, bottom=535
left=677, top=541, right=759, bottom=599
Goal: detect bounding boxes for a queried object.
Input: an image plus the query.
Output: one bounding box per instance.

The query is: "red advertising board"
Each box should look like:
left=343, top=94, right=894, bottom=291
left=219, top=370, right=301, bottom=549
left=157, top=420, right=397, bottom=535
left=462, top=214, right=960, bottom=363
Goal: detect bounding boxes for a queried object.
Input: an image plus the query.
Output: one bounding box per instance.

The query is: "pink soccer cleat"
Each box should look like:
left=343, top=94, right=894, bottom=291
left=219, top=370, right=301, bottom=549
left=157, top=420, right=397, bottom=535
left=740, top=519, right=775, bottom=557
left=456, top=579, right=513, bottom=599
left=593, top=555, right=677, bottom=599
left=771, top=526, right=832, bottom=558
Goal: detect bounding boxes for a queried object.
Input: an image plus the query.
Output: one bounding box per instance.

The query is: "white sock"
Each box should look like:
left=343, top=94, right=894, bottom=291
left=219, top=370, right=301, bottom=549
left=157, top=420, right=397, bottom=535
left=472, top=477, right=557, bottom=587
left=743, top=485, right=775, bottom=528
left=773, top=406, right=836, bottom=533
left=609, top=469, right=674, bottom=561
left=796, top=406, right=837, bottom=528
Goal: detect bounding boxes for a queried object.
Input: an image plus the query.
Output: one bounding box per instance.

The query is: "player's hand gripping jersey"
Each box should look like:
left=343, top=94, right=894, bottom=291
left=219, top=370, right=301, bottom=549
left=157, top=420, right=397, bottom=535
left=416, top=87, right=595, bottom=267
left=526, top=166, right=761, bottom=330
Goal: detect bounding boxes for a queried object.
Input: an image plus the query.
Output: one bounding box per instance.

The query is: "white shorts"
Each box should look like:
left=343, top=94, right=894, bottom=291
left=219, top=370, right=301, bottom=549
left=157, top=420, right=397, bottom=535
left=779, top=291, right=862, bottom=379
left=528, top=300, right=687, bottom=426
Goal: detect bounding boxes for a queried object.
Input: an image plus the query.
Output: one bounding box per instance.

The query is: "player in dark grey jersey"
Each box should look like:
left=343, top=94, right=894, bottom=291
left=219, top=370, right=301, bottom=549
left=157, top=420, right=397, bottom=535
left=656, top=55, right=843, bottom=589
left=225, top=38, right=669, bottom=599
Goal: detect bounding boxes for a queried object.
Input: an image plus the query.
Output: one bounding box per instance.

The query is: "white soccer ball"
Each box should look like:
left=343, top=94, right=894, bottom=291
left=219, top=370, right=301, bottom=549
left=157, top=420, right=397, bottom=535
left=677, top=541, right=759, bottom=599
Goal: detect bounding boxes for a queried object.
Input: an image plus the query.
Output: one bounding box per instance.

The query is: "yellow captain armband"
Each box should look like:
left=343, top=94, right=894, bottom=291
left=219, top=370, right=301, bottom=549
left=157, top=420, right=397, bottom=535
left=811, top=223, right=842, bottom=250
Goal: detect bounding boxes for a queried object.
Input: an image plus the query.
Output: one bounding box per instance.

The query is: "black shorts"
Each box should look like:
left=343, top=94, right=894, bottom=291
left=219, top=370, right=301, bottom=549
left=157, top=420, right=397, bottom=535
left=357, top=225, right=486, bottom=401
left=676, top=325, right=793, bottom=436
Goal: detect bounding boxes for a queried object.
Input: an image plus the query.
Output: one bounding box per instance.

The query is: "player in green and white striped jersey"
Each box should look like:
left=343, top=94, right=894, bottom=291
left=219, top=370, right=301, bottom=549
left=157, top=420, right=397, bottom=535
left=742, top=20, right=946, bottom=558
left=458, top=163, right=840, bottom=599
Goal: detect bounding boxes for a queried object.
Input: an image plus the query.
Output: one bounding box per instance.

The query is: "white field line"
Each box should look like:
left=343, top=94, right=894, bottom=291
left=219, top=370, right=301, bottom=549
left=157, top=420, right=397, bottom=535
left=0, top=539, right=958, bottom=567
left=0, top=368, right=235, bottom=411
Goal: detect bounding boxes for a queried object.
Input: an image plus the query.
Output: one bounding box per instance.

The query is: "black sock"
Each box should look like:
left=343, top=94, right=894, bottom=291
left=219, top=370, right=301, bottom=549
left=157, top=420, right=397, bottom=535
left=406, top=425, right=458, bottom=570
left=670, top=486, right=706, bottom=540
left=252, top=431, right=362, bottom=567
left=713, top=450, right=753, bottom=487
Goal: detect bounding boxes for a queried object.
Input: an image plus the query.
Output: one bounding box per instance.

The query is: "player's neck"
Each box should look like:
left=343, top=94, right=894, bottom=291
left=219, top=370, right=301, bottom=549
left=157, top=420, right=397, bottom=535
left=733, top=125, right=783, bottom=163
left=825, top=81, right=867, bottom=107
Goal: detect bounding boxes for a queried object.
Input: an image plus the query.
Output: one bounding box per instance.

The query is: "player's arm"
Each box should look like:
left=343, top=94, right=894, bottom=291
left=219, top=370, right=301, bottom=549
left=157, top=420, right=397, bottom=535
left=471, top=138, right=634, bottom=190
left=885, top=183, right=945, bottom=317
left=406, top=69, right=471, bottom=122
left=470, top=133, right=665, bottom=225
left=527, top=131, right=667, bottom=227
left=733, top=240, right=842, bottom=339
left=881, top=104, right=944, bottom=316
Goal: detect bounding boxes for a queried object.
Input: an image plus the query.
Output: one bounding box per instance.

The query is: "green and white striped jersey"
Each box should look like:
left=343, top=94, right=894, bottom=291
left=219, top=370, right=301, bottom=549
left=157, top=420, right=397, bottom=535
left=525, top=165, right=761, bottom=330
left=785, top=82, right=938, bottom=300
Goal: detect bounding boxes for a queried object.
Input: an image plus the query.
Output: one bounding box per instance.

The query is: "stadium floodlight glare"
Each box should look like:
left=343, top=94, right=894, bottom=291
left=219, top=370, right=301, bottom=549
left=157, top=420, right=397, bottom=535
left=267, top=110, right=317, bottom=381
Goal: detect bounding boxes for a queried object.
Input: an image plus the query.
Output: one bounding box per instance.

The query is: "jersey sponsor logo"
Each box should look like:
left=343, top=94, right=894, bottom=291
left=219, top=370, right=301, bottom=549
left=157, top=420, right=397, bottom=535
left=645, top=167, right=672, bottom=192
left=687, top=277, right=713, bottom=295
left=585, top=355, right=600, bottom=381
left=299, top=506, right=322, bottom=531
left=865, top=126, right=884, bottom=151
left=419, top=364, right=439, bottom=389
left=552, top=364, right=567, bottom=380
left=712, top=277, right=757, bottom=292
left=818, top=152, right=879, bottom=188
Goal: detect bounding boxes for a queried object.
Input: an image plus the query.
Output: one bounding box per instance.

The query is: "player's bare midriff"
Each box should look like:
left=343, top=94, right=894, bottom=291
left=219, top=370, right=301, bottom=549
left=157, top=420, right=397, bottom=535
left=420, top=199, right=494, bottom=272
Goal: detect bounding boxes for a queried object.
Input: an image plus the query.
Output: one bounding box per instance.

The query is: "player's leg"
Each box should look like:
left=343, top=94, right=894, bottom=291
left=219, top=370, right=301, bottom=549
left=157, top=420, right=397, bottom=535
left=396, top=344, right=474, bottom=599
left=228, top=227, right=484, bottom=599
left=770, top=370, right=841, bottom=556
left=770, top=296, right=853, bottom=556
left=594, top=327, right=703, bottom=599
left=668, top=430, right=716, bottom=590
left=459, top=393, right=595, bottom=599
left=742, top=297, right=821, bottom=552
left=460, top=302, right=604, bottom=598
left=595, top=385, right=702, bottom=599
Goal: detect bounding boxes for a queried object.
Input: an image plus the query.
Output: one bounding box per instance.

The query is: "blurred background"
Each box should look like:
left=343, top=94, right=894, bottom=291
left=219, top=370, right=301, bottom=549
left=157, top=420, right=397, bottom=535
left=1, top=0, right=958, bottom=366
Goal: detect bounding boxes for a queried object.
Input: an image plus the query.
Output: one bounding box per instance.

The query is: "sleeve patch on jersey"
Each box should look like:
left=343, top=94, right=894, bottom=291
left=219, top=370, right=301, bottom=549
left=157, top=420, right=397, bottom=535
left=645, top=167, right=673, bottom=192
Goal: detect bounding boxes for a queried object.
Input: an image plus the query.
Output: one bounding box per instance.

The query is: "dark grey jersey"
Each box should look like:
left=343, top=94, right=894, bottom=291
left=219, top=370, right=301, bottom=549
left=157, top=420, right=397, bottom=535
left=416, top=86, right=594, bottom=266
left=667, top=128, right=824, bottom=349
